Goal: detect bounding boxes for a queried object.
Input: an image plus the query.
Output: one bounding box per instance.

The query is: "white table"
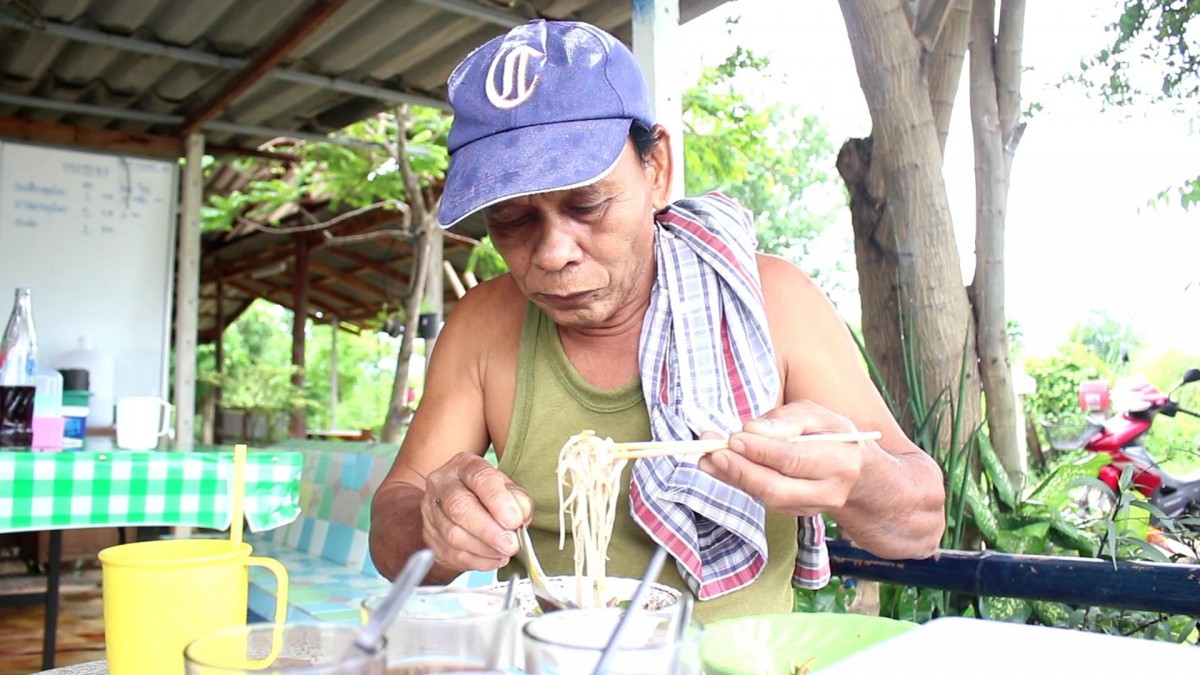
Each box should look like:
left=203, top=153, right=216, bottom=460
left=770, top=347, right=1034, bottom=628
left=820, top=616, right=1199, bottom=673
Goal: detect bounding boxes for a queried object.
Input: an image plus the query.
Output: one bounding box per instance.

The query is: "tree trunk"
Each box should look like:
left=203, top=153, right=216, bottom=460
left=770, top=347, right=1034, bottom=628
left=380, top=220, right=433, bottom=443
left=381, top=106, right=435, bottom=444
left=837, top=0, right=982, bottom=446
left=289, top=233, right=309, bottom=439
left=968, top=0, right=1026, bottom=486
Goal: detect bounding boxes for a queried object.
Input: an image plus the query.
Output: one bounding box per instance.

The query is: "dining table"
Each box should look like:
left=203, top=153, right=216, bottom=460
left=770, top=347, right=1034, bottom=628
left=819, top=615, right=1199, bottom=673
left=0, top=446, right=304, bottom=672
left=26, top=613, right=1200, bottom=673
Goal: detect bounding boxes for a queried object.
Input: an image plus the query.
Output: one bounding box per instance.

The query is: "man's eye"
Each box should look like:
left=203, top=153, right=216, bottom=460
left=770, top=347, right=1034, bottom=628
left=570, top=201, right=605, bottom=215
left=486, top=213, right=529, bottom=229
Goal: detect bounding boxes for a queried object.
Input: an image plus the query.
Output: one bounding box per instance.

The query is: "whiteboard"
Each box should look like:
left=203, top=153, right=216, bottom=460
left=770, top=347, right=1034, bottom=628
left=0, top=140, right=178, bottom=408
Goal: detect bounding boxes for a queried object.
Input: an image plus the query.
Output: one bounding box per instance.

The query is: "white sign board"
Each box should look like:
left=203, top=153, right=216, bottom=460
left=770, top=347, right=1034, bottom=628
left=0, top=140, right=178, bottom=407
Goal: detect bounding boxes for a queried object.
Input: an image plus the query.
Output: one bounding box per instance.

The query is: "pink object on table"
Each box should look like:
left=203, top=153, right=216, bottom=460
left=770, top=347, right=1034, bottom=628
left=31, top=415, right=65, bottom=450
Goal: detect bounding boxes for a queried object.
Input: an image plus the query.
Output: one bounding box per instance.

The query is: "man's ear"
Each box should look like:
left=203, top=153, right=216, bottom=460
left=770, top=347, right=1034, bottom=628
left=645, top=125, right=673, bottom=209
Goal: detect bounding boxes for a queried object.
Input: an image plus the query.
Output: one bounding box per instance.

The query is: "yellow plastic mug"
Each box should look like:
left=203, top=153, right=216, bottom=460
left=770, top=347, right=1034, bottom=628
left=98, top=539, right=289, bottom=675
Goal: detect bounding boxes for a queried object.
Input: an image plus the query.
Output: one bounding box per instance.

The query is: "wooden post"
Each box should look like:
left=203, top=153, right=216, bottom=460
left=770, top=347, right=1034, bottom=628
left=173, top=132, right=204, bottom=454
left=290, top=234, right=309, bottom=439
left=443, top=260, right=467, bottom=299
left=202, top=272, right=226, bottom=445
left=329, top=314, right=339, bottom=430
left=631, top=0, right=684, bottom=200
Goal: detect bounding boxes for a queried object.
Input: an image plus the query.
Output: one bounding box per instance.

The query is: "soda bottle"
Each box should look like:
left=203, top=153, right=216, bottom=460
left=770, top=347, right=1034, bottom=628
left=0, top=287, right=38, bottom=447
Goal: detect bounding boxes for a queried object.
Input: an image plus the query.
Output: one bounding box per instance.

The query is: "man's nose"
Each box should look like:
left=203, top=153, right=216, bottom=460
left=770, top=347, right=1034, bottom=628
left=531, top=218, right=582, bottom=271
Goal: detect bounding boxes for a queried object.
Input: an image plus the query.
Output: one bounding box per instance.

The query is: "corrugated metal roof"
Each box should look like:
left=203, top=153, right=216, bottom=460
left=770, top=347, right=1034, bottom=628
left=1, top=0, right=728, bottom=149
left=1, top=0, right=729, bottom=341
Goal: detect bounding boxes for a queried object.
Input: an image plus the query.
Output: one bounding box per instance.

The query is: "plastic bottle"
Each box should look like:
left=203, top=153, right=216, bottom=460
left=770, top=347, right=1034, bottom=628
left=31, top=368, right=65, bottom=450
left=56, top=335, right=115, bottom=429
left=0, top=287, right=38, bottom=447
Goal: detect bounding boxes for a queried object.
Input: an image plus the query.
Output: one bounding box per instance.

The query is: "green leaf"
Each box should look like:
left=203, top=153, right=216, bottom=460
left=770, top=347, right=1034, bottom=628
left=962, top=478, right=1000, bottom=544
left=1031, top=600, right=1072, bottom=627
left=1129, top=499, right=1171, bottom=522
left=994, top=521, right=1050, bottom=554
left=1116, top=537, right=1172, bottom=563
left=1026, top=453, right=1112, bottom=510
left=979, top=433, right=1018, bottom=509
left=980, top=596, right=1032, bottom=623
left=1047, top=514, right=1098, bottom=556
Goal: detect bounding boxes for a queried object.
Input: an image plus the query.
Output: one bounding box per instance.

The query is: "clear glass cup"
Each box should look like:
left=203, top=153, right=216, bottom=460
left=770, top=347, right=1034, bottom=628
left=522, top=607, right=703, bottom=675
left=183, top=623, right=386, bottom=674
left=360, top=587, right=519, bottom=673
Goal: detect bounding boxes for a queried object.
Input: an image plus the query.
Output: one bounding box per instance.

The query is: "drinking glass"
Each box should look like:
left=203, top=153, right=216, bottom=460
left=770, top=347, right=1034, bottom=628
left=360, top=587, right=519, bottom=673
left=522, top=607, right=703, bottom=675
left=184, top=623, right=385, bottom=674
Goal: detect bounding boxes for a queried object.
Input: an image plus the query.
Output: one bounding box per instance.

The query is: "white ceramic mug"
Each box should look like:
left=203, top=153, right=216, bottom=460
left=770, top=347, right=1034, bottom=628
left=116, top=396, right=171, bottom=450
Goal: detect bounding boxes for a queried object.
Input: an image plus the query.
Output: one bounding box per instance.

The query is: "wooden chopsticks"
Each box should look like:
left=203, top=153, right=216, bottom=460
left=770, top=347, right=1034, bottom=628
left=609, top=431, right=882, bottom=460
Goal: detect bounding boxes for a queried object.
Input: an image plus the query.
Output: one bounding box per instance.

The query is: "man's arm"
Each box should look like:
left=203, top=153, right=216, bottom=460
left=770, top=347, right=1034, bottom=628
left=702, top=255, right=945, bottom=559
left=368, top=279, right=526, bottom=582
left=769, top=255, right=944, bottom=557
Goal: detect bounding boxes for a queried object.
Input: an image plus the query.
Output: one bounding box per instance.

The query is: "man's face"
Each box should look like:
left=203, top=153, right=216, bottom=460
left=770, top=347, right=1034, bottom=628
left=482, top=137, right=671, bottom=330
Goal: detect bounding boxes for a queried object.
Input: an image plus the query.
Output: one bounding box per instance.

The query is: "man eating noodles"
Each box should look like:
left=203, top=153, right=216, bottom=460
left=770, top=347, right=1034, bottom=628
left=369, top=18, right=945, bottom=623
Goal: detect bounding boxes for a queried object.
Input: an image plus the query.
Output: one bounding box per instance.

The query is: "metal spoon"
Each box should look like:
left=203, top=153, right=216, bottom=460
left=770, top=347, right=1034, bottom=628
left=592, top=546, right=670, bottom=675
left=517, top=526, right=578, bottom=612
left=350, top=548, right=435, bottom=655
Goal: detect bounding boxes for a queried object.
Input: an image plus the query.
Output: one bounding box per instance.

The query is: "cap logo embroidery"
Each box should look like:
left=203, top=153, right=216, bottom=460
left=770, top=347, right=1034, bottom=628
left=485, top=44, right=544, bottom=109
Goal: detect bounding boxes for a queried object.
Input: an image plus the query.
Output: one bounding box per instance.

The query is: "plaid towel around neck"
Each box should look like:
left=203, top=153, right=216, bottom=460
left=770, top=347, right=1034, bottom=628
left=631, top=192, right=831, bottom=600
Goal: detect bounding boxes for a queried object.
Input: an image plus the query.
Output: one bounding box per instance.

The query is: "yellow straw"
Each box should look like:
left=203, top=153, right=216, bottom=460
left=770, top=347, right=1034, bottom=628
left=230, top=443, right=246, bottom=549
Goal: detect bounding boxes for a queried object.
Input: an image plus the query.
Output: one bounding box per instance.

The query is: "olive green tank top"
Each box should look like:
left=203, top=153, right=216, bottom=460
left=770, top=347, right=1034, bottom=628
left=498, top=303, right=797, bottom=624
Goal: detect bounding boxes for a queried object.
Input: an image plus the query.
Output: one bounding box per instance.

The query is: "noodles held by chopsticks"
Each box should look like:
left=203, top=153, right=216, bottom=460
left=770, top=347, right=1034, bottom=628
left=556, top=430, right=629, bottom=608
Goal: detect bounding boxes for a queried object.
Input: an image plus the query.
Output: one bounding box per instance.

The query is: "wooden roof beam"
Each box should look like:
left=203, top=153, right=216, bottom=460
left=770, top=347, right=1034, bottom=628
left=228, top=277, right=342, bottom=319
left=180, top=0, right=354, bottom=137
left=203, top=203, right=405, bottom=261
left=203, top=245, right=294, bottom=283
left=308, top=260, right=390, bottom=301
left=0, top=115, right=181, bottom=159
left=319, top=246, right=401, bottom=280
left=231, top=271, right=379, bottom=323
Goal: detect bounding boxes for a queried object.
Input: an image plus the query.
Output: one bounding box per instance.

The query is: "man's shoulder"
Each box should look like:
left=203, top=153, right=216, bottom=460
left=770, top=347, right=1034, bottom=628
left=756, top=252, right=812, bottom=288
left=448, top=274, right=526, bottom=331
left=756, top=254, right=829, bottom=318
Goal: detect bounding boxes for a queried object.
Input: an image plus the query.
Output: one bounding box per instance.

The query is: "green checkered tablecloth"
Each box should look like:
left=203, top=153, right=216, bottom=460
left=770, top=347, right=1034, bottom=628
left=0, top=450, right=303, bottom=533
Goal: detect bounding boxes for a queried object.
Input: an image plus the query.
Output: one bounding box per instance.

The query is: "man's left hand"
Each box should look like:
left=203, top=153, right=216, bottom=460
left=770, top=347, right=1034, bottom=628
left=697, top=400, right=868, bottom=517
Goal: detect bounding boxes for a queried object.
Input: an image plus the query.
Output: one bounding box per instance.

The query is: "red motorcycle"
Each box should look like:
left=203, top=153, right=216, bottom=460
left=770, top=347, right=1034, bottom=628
left=1044, top=369, right=1200, bottom=524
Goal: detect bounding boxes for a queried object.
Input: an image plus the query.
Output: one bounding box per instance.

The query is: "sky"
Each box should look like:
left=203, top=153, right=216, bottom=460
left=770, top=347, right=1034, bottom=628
left=677, top=1, right=1200, bottom=357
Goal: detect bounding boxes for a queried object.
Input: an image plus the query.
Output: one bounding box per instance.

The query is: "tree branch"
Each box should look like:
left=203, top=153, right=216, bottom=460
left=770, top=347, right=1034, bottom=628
left=393, top=105, right=428, bottom=222
left=995, top=0, right=1026, bottom=147
left=925, top=0, right=972, bottom=155
left=912, top=0, right=959, bottom=50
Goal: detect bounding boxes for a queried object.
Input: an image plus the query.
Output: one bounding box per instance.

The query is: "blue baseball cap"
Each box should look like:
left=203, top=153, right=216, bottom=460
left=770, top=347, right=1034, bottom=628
left=438, top=19, right=655, bottom=228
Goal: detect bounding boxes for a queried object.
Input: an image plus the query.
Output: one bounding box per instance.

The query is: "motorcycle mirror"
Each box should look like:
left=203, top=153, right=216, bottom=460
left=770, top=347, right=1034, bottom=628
left=1182, top=368, right=1200, bottom=385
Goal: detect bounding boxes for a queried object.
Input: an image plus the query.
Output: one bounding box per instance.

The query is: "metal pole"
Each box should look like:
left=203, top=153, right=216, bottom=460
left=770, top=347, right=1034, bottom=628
left=631, top=0, right=684, bottom=201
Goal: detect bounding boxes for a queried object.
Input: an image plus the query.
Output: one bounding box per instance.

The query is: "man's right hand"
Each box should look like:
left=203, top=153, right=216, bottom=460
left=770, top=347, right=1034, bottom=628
left=420, top=452, right=532, bottom=573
